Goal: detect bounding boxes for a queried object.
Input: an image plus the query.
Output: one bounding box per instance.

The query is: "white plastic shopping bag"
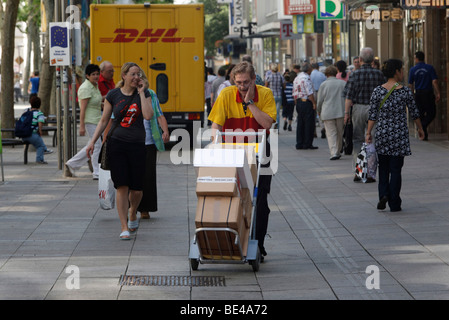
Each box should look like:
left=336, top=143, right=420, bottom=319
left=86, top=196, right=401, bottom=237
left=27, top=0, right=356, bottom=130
left=98, top=168, right=115, bottom=210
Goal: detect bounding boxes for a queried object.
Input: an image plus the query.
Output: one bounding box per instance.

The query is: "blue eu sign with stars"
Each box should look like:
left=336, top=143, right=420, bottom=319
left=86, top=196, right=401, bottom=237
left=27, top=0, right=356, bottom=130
left=49, top=22, right=70, bottom=66
left=51, top=26, right=68, bottom=48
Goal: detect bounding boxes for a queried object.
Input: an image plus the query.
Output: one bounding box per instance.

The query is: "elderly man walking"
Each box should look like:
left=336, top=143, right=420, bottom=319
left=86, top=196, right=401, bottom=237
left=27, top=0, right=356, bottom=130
left=293, top=62, right=318, bottom=150
left=343, top=47, right=385, bottom=182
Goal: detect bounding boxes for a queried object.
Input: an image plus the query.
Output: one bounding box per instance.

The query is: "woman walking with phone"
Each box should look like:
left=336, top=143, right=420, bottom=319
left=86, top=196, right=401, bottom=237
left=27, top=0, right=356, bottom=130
left=87, top=62, right=153, bottom=240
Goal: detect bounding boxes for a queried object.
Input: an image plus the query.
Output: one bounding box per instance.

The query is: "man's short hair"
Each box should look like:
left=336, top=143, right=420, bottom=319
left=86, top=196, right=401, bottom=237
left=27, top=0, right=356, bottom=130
left=218, top=67, right=226, bottom=77
left=359, top=47, right=375, bottom=64
left=100, top=60, right=112, bottom=71
left=231, top=61, right=256, bottom=79
left=415, top=51, right=425, bottom=61
left=242, top=54, right=253, bottom=64
left=324, top=65, right=338, bottom=77
left=301, top=62, right=312, bottom=73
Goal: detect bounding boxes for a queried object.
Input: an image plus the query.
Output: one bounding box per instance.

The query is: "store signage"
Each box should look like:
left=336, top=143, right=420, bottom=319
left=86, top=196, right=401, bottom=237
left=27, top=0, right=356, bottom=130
left=349, top=7, right=403, bottom=21
left=316, top=0, right=346, bottom=20
left=293, top=15, right=304, bottom=33
left=280, top=20, right=302, bottom=39
left=349, top=7, right=424, bottom=20
left=304, top=14, right=315, bottom=33
left=402, top=0, right=449, bottom=9
left=284, top=0, right=316, bottom=15
left=229, top=0, right=247, bottom=35
left=289, top=14, right=323, bottom=34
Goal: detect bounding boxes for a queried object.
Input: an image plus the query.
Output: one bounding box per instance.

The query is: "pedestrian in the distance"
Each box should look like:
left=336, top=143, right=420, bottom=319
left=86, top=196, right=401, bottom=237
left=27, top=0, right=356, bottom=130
left=293, top=62, right=318, bottom=150
left=282, top=73, right=294, bottom=131
left=366, top=59, right=425, bottom=212
left=408, top=51, right=440, bottom=141
left=316, top=66, right=346, bottom=160
left=344, top=47, right=385, bottom=183
left=265, top=63, right=284, bottom=129
left=86, top=62, right=154, bottom=240
left=28, top=71, right=40, bottom=96
left=335, top=60, right=350, bottom=82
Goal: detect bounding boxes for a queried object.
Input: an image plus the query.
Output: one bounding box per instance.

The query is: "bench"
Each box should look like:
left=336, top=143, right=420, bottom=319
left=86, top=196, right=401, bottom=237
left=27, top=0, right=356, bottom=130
left=1, top=127, right=57, bottom=164
left=1, top=137, right=30, bottom=164
left=42, top=126, right=57, bottom=147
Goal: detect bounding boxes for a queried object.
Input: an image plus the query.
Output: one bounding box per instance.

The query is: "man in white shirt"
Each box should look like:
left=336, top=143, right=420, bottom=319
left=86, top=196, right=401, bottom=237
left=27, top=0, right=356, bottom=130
left=293, top=62, right=318, bottom=150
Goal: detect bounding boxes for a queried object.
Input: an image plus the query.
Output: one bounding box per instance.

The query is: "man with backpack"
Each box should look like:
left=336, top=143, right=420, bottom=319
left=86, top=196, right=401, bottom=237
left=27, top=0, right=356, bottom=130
left=15, top=96, right=53, bottom=164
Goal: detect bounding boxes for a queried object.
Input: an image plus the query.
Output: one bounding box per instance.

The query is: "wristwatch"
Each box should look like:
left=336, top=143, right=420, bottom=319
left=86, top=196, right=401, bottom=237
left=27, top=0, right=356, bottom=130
left=246, top=99, right=255, bottom=105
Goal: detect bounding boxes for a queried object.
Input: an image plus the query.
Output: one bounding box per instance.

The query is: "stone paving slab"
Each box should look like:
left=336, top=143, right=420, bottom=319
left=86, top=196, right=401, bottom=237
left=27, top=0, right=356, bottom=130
left=1, top=123, right=449, bottom=302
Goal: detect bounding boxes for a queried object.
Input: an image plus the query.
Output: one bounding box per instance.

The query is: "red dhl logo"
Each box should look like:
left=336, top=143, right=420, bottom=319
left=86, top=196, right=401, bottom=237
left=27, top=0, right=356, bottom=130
left=99, top=28, right=195, bottom=43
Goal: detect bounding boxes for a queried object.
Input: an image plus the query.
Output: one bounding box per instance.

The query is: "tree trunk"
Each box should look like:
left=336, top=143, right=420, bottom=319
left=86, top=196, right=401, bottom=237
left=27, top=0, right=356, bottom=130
left=1, top=0, right=20, bottom=136
left=23, top=30, right=32, bottom=100
left=38, top=0, right=55, bottom=117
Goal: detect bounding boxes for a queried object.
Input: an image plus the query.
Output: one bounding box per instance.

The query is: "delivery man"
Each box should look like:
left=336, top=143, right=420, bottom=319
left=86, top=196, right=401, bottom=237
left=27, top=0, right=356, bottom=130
left=208, top=61, right=276, bottom=262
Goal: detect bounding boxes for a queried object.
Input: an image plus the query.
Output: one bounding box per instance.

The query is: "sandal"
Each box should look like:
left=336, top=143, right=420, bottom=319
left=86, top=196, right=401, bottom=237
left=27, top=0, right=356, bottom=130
left=141, top=212, right=150, bottom=219
left=128, top=219, right=139, bottom=233
left=119, top=231, right=131, bottom=240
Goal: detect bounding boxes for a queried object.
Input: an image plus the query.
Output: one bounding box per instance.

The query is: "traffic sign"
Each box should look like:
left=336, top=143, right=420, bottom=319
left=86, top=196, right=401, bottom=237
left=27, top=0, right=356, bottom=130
left=316, top=0, right=346, bottom=20
left=15, top=56, right=24, bottom=65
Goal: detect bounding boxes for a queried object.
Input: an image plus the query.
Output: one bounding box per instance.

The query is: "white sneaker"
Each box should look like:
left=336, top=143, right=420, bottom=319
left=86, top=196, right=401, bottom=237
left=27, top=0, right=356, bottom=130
left=44, top=149, right=54, bottom=154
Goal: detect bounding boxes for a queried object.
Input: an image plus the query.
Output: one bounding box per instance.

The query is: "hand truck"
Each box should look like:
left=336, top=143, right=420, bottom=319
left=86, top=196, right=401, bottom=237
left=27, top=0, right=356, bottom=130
left=189, top=130, right=267, bottom=272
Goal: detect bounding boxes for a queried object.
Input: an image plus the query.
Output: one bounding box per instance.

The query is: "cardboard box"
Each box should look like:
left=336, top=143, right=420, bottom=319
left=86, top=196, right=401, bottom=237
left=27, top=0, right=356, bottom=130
left=194, top=148, right=254, bottom=198
left=196, top=167, right=241, bottom=197
left=195, top=196, right=243, bottom=230
left=206, top=144, right=257, bottom=186
left=195, top=195, right=250, bottom=260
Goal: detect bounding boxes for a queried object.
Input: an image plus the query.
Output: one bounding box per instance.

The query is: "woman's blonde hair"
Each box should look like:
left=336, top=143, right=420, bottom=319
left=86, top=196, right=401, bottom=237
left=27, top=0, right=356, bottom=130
left=116, top=62, right=148, bottom=90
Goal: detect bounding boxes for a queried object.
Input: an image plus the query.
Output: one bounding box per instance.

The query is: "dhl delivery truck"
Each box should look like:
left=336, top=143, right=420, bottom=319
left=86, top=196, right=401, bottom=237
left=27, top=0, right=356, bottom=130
left=90, top=3, right=205, bottom=140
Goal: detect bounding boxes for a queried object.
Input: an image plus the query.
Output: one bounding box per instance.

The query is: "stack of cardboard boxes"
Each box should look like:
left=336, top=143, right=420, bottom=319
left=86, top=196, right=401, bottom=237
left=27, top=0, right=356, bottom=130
left=193, top=145, right=257, bottom=260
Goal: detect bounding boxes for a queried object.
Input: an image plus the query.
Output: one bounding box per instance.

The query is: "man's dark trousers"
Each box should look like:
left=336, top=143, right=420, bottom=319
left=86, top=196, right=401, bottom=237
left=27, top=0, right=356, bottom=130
left=296, top=99, right=315, bottom=148
left=415, top=89, right=436, bottom=139
left=255, top=141, right=272, bottom=256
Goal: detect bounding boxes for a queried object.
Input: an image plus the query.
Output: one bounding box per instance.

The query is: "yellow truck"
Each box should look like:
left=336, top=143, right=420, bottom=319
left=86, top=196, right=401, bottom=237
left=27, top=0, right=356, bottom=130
left=90, top=3, right=205, bottom=140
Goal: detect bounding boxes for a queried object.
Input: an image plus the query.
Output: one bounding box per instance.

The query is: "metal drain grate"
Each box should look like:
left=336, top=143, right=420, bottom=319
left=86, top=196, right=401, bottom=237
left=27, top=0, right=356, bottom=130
left=119, top=275, right=226, bottom=287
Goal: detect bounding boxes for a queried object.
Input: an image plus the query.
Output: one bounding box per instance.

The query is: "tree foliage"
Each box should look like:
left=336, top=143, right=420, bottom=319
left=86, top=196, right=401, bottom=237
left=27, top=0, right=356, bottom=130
left=198, top=0, right=229, bottom=58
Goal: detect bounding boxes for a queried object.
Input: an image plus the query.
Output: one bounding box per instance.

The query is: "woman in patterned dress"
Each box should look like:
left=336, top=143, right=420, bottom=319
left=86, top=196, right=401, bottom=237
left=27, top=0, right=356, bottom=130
left=366, top=59, right=425, bottom=212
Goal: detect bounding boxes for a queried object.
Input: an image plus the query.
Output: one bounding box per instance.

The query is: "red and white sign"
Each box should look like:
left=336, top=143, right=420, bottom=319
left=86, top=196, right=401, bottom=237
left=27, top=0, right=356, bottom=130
left=284, top=0, right=316, bottom=15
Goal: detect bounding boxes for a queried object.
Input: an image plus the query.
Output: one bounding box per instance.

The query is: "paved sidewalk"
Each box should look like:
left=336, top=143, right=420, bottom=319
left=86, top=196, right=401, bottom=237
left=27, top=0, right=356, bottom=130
left=1, top=124, right=449, bottom=300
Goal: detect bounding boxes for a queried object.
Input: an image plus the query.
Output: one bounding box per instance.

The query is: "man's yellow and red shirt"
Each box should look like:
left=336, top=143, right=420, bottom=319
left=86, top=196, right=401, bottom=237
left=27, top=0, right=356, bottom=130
left=208, top=85, right=276, bottom=132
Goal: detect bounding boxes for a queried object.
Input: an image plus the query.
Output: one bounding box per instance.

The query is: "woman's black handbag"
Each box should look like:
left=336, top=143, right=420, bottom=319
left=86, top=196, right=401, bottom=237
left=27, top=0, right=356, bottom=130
left=342, top=119, right=353, bottom=155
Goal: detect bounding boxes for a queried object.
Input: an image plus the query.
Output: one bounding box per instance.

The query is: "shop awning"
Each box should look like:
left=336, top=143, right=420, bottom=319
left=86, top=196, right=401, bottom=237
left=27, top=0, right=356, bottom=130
left=224, top=34, right=242, bottom=40
left=244, top=30, right=280, bottom=39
